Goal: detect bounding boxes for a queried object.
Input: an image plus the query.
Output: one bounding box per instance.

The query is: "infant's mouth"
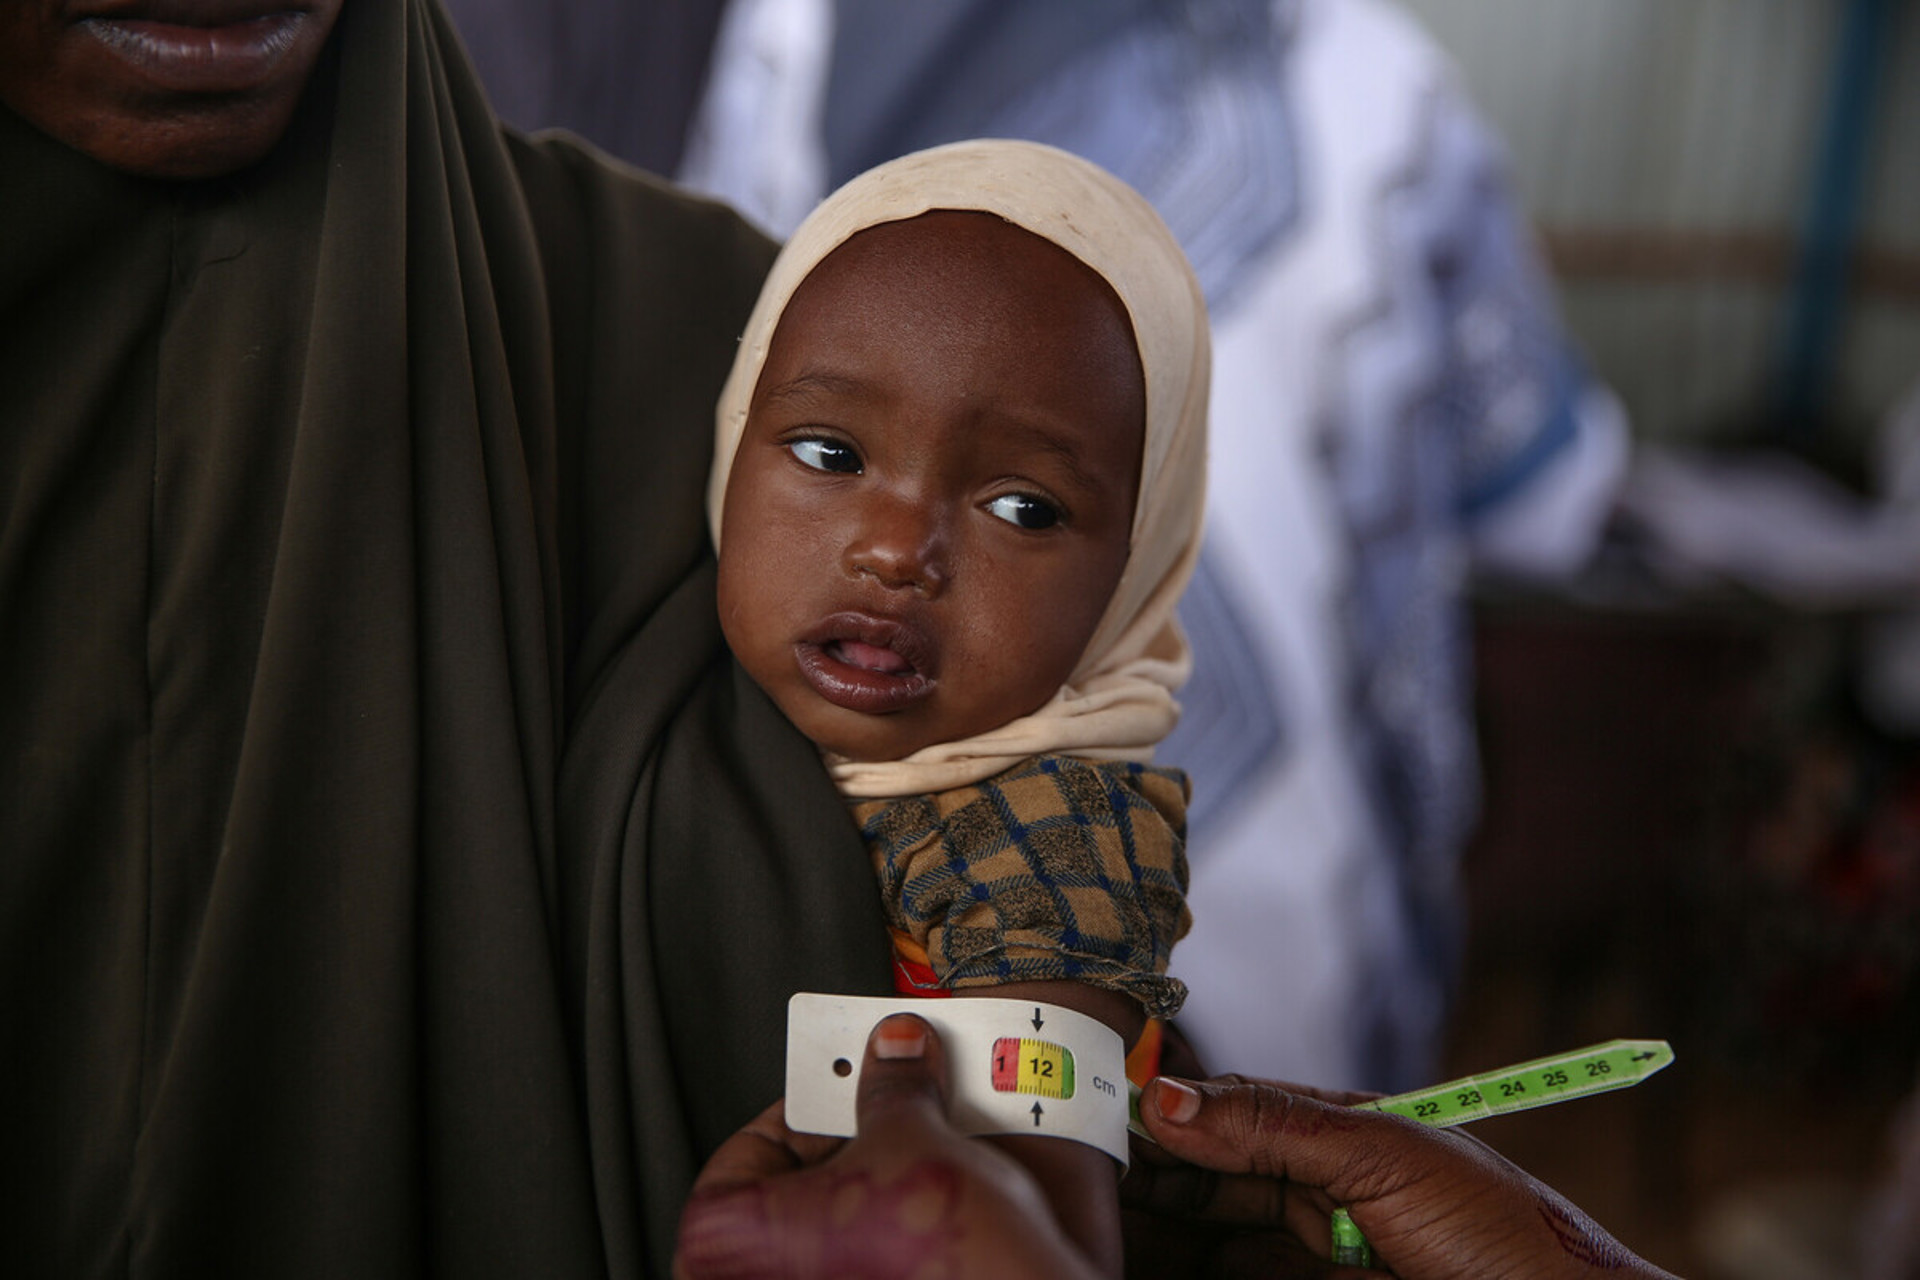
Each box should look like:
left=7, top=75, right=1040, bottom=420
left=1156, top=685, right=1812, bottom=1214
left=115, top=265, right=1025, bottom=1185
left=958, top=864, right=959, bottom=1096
left=797, top=615, right=936, bottom=715
left=825, top=638, right=914, bottom=675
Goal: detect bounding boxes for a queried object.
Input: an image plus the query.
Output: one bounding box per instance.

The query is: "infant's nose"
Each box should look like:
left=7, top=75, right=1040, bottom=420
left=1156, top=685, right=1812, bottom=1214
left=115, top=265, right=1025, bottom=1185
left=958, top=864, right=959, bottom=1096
left=845, top=495, right=950, bottom=598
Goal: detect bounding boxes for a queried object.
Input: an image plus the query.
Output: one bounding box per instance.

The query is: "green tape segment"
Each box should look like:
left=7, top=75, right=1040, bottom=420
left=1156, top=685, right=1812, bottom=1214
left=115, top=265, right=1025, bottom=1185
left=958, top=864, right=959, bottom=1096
left=1330, top=1207, right=1373, bottom=1266
left=1130, top=1037, right=1675, bottom=1270
left=1356, top=1038, right=1673, bottom=1128
left=1333, top=1039, right=1673, bottom=1267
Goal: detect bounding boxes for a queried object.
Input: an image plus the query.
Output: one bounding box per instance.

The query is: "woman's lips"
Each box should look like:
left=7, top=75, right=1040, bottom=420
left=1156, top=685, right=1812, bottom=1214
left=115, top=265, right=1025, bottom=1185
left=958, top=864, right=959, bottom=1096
left=795, top=614, right=937, bottom=715
left=78, top=7, right=314, bottom=95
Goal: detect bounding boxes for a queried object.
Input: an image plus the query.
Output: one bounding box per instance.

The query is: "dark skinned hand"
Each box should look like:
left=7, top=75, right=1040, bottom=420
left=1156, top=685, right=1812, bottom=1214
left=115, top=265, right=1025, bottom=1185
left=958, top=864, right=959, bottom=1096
left=1122, top=1074, right=1683, bottom=1280
left=674, top=1013, right=1104, bottom=1280
left=675, top=1018, right=1682, bottom=1279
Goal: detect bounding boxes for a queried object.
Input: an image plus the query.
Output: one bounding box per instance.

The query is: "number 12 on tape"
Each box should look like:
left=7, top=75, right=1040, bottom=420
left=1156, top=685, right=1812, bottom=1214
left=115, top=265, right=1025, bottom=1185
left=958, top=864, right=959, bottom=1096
left=992, top=1038, right=1074, bottom=1099
left=1357, top=1038, right=1674, bottom=1128
left=785, top=993, right=1132, bottom=1166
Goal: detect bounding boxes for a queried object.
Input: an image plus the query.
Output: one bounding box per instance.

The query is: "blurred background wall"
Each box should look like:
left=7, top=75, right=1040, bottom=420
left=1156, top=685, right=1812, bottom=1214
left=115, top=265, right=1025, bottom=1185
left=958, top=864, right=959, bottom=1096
left=1405, top=0, right=1918, bottom=460
left=1396, top=7, right=1919, bottom=1274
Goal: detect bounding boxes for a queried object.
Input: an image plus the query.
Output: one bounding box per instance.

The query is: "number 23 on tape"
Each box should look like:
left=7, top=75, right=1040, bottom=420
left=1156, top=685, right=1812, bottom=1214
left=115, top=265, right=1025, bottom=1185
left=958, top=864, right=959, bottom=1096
left=1358, top=1039, right=1674, bottom=1128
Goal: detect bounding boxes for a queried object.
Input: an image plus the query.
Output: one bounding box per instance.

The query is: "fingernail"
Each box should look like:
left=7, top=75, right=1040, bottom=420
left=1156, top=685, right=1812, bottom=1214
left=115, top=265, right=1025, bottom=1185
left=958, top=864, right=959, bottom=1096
left=1153, top=1078, right=1201, bottom=1124
left=874, top=1016, right=928, bottom=1060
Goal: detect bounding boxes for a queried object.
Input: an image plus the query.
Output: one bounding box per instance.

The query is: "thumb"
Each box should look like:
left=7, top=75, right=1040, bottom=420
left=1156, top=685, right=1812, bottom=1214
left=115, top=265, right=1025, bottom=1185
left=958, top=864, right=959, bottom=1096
left=855, top=1013, right=952, bottom=1132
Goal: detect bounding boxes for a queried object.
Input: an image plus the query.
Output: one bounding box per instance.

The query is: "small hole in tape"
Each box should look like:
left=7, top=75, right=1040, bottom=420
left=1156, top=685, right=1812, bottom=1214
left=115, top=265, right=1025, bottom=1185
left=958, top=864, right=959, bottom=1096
left=832, top=1058, right=852, bottom=1078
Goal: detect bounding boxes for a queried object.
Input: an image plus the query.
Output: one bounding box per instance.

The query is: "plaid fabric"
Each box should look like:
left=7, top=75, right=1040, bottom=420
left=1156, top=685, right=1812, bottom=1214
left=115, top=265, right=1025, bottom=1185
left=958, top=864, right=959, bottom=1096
left=853, top=756, right=1193, bottom=1019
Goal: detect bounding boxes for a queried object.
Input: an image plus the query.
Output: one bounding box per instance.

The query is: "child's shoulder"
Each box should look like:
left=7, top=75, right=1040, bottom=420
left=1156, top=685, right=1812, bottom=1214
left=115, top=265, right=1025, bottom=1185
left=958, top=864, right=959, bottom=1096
left=853, top=754, right=1188, bottom=845
left=995, top=755, right=1189, bottom=823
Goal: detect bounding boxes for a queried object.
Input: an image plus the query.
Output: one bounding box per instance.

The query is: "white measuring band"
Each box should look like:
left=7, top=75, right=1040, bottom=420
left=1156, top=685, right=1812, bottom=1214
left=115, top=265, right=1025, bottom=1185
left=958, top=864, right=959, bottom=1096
left=784, top=993, right=1132, bottom=1167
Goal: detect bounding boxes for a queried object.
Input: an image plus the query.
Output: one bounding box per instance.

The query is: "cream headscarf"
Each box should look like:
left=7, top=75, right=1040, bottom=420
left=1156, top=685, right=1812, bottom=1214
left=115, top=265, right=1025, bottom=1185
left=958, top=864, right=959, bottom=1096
left=709, top=139, right=1210, bottom=799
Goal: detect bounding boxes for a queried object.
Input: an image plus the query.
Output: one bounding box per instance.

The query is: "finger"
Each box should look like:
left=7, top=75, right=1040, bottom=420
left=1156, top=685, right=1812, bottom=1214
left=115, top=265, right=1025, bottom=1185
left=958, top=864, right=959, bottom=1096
left=689, top=1099, right=845, bottom=1196
left=1135, top=1079, right=1636, bottom=1279
left=678, top=1100, right=830, bottom=1280
left=1208, top=1229, right=1324, bottom=1278
left=1121, top=1160, right=1285, bottom=1220
left=1137, top=1077, right=1402, bottom=1203
left=1122, top=1160, right=1344, bottom=1235
left=1201, top=1073, right=1382, bottom=1109
left=854, top=1012, right=950, bottom=1130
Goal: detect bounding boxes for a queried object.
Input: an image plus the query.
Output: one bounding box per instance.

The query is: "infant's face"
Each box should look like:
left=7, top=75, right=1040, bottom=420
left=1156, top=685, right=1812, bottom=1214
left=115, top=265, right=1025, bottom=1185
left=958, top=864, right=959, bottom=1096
left=718, top=211, right=1145, bottom=763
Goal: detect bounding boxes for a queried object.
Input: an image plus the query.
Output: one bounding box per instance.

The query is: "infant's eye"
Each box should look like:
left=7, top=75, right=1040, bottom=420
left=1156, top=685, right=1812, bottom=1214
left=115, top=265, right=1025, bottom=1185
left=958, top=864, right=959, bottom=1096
left=788, top=437, right=862, bottom=474
left=985, top=493, right=1061, bottom=530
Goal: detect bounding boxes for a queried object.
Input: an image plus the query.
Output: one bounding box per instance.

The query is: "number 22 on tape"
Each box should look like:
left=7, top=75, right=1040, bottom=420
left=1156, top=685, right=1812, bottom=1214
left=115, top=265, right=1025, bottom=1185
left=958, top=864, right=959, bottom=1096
left=1357, top=1038, right=1674, bottom=1128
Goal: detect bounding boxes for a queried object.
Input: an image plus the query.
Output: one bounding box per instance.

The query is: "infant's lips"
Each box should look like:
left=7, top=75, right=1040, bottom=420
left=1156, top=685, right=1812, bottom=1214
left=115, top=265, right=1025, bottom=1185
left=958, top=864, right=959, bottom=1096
left=828, top=638, right=913, bottom=675
left=795, top=612, right=937, bottom=716
left=804, top=611, right=935, bottom=677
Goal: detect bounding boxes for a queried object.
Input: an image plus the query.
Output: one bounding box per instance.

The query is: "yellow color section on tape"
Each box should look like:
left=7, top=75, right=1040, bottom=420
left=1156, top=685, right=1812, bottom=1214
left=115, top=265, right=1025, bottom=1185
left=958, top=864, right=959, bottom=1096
left=992, top=1037, right=1075, bottom=1099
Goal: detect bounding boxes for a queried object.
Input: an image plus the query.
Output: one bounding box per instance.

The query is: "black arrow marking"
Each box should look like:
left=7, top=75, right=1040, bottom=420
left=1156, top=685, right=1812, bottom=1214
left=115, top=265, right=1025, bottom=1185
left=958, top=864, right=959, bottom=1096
left=1031, top=1007, right=1044, bottom=1032
left=1630, top=1052, right=1655, bottom=1062
left=1030, top=1101, right=1045, bottom=1127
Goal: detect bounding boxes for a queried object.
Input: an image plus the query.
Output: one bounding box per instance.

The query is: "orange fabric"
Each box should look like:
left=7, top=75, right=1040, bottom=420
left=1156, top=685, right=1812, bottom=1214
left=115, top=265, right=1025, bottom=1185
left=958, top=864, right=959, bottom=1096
left=889, top=928, right=951, bottom=998
left=891, top=928, right=1165, bottom=1083
left=1125, top=1017, right=1164, bottom=1087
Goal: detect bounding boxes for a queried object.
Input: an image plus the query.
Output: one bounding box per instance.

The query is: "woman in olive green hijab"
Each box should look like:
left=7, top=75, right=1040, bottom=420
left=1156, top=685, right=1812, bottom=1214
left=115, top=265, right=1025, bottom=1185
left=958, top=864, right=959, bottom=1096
left=0, top=2, right=889, bottom=1274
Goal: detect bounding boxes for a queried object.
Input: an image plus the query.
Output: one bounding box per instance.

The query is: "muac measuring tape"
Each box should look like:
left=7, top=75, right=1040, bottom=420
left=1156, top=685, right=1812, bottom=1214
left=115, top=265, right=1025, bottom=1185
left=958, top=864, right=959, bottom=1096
left=786, top=993, right=1134, bottom=1166
left=1354, top=1037, right=1673, bottom=1127
left=786, top=995, right=1673, bottom=1261
left=1118, top=1037, right=1675, bottom=1137
left=1326, top=1038, right=1675, bottom=1266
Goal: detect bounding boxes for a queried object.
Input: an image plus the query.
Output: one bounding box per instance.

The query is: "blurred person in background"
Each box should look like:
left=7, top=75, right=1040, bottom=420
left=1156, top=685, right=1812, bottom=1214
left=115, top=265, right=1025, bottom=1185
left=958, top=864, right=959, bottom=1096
left=445, top=0, right=1629, bottom=1092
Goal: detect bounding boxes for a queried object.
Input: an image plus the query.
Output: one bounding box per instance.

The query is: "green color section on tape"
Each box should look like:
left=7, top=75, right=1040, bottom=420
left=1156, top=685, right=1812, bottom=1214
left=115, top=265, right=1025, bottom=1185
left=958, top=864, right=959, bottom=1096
left=1358, top=1039, right=1673, bottom=1128
left=1330, top=1207, right=1373, bottom=1266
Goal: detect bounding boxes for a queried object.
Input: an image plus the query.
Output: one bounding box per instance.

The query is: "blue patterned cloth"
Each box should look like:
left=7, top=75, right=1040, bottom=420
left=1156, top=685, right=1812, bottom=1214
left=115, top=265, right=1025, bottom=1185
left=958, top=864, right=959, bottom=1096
left=854, top=756, right=1193, bottom=1019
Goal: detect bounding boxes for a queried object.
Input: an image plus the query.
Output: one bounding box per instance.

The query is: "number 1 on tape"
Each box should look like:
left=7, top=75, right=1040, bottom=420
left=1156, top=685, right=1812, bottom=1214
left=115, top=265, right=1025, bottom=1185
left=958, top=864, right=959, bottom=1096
left=1357, top=1038, right=1673, bottom=1128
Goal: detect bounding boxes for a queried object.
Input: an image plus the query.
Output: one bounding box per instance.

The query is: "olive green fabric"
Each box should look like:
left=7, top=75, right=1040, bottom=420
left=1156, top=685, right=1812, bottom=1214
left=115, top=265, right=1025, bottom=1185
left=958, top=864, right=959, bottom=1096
left=0, top=2, right=890, bottom=1276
